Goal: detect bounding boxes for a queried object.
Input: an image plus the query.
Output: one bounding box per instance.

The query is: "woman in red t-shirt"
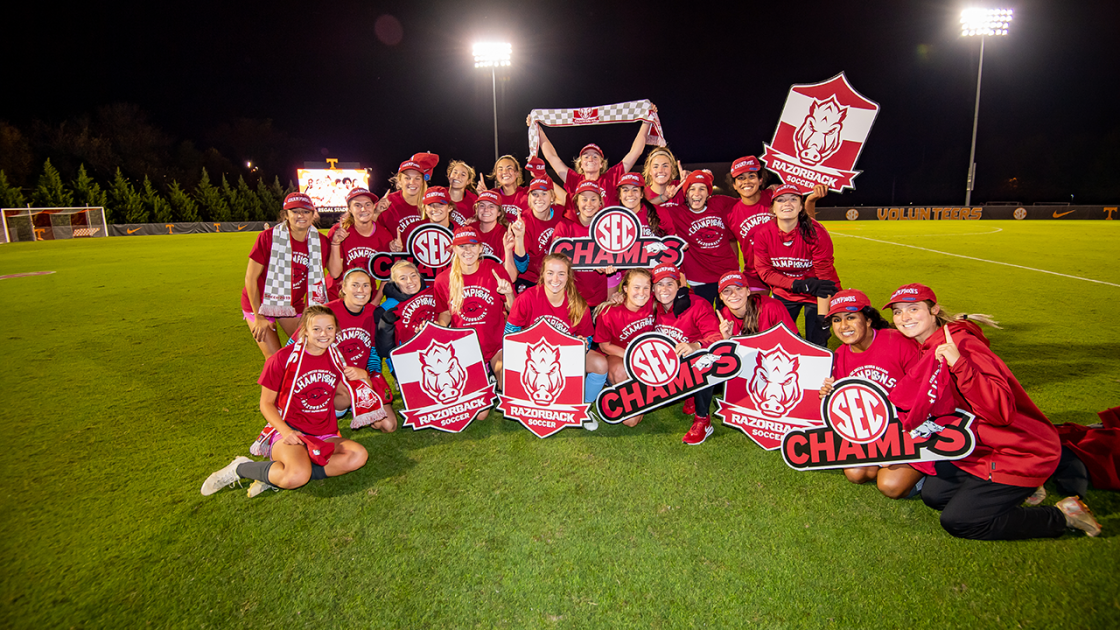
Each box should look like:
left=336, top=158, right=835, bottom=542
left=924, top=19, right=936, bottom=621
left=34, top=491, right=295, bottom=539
left=661, top=170, right=739, bottom=303
left=509, top=178, right=565, bottom=291
left=446, top=160, right=478, bottom=220
left=326, top=188, right=392, bottom=302
left=474, top=155, right=529, bottom=222
left=593, top=268, right=656, bottom=427
left=641, top=146, right=682, bottom=207
left=714, top=271, right=797, bottom=339
left=537, top=115, right=653, bottom=214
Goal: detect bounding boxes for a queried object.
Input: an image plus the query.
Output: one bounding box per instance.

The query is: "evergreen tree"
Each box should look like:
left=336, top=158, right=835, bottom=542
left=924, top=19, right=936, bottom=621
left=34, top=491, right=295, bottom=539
left=31, top=158, right=74, bottom=207
left=0, top=170, right=27, bottom=208
left=109, top=168, right=146, bottom=224
left=221, top=174, right=248, bottom=221
left=71, top=164, right=108, bottom=208
left=255, top=177, right=280, bottom=221
left=167, top=180, right=199, bottom=222
left=142, top=176, right=173, bottom=223
left=238, top=176, right=265, bottom=221
left=193, top=168, right=229, bottom=222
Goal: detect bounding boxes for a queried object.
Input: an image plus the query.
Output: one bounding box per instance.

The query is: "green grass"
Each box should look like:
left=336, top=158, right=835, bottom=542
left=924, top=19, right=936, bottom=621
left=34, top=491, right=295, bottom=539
left=1, top=222, right=1118, bottom=629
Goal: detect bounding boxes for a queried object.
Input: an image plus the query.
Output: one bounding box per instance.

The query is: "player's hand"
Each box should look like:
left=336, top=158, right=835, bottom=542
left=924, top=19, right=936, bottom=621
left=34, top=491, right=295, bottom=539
left=807, top=184, right=828, bottom=202
left=280, top=430, right=304, bottom=446
left=597, top=265, right=617, bottom=275
left=605, top=291, right=625, bottom=307
left=677, top=160, right=690, bottom=184
left=332, top=226, right=349, bottom=244
left=493, top=270, right=513, bottom=296
left=389, top=227, right=404, bottom=252
left=717, top=310, right=734, bottom=339
left=674, top=341, right=696, bottom=357
left=343, top=366, right=368, bottom=382
left=934, top=326, right=961, bottom=367
left=503, top=230, right=516, bottom=253
left=251, top=315, right=275, bottom=342
left=510, top=216, right=526, bottom=239
left=475, top=174, right=487, bottom=195
left=819, top=377, right=835, bottom=399
left=374, top=196, right=390, bottom=219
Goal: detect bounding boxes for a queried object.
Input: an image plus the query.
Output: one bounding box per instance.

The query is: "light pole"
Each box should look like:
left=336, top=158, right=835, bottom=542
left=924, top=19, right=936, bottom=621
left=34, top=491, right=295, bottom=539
left=473, top=42, right=512, bottom=162
left=960, top=8, right=1012, bottom=206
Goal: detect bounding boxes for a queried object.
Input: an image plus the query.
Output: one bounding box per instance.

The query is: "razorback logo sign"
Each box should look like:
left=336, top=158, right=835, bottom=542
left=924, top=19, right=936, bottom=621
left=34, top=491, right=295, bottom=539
left=761, top=72, right=880, bottom=194
left=596, top=332, right=742, bottom=424
left=550, top=207, right=685, bottom=270
left=368, top=224, right=454, bottom=282
left=716, top=323, right=833, bottom=450
left=390, top=324, right=495, bottom=432
left=781, top=378, right=977, bottom=471
left=498, top=320, right=589, bottom=438
left=574, top=107, right=599, bottom=124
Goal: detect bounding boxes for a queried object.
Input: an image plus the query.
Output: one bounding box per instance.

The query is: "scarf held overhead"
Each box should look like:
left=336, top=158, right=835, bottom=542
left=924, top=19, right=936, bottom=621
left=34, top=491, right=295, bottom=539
left=528, top=99, right=666, bottom=157
left=260, top=222, right=327, bottom=318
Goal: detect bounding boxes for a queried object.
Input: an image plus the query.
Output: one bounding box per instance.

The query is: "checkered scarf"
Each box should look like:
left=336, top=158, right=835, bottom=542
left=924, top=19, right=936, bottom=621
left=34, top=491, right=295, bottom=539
left=527, top=99, right=666, bottom=156
left=260, top=222, right=327, bottom=318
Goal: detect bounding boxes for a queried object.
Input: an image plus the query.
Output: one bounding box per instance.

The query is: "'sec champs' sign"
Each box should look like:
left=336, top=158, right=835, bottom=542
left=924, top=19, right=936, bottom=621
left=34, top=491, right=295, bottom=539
left=368, top=224, right=497, bottom=282
left=390, top=324, right=496, bottom=432
left=761, top=72, right=880, bottom=194
left=781, top=377, right=977, bottom=471
left=595, top=332, right=741, bottom=424
left=498, top=320, right=589, bottom=438
left=550, top=207, right=686, bottom=270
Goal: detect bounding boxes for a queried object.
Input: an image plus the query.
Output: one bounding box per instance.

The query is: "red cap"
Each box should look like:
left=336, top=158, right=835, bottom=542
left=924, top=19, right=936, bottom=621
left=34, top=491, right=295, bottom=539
left=525, top=156, right=547, bottom=177
left=683, top=170, right=714, bottom=195
left=617, top=172, right=643, bottom=189
left=883, top=283, right=938, bottom=309
left=452, top=226, right=482, bottom=246
left=528, top=178, right=552, bottom=192
left=718, top=271, right=747, bottom=294
left=579, top=144, right=604, bottom=158
left=476, top=189, right=501, bottom=206
left=651, top=265, right=680, bottom=284
left=574, top=181, right=603, bottom=198
left=423, top=186, right=449, bottom=206
left=730, top=156, right=761, bottom=177
left=398, top=152, right=440, bottom=179
left=826, top=289, right=872, bottom=317
left=345, top=187, right=379, bottom=205
left=298, top=435, right=335, bottom=466
left=284, top=192, right=315, bottom=211
left=772, top=184, right=801, bottom=200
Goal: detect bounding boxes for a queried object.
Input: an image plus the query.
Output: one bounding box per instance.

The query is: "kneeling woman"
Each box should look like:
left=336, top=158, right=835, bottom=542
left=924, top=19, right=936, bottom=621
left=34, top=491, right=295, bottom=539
left=819, top=289, right=922, bottom=499
left=202, top=306, right=372, bottom=497
left=593, top=269, right=655, bottom=427
left=651, top=265, right=722, bottom=444
left=327, top=268, right=396, bottom=432
left=886, top=284, right=1100, bottom=539
left=714, top=271, right=796, bottom=338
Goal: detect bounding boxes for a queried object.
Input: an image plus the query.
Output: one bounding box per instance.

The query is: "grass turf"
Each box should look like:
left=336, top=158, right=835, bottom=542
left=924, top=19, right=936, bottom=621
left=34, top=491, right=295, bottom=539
left=1, top=221, right=1117, bottom=629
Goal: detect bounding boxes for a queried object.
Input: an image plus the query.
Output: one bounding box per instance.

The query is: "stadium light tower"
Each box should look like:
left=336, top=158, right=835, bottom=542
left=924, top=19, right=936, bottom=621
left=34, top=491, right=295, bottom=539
left=960, top=8, right=1013, bottom=206
left=473, top=42, right=512, bottom=162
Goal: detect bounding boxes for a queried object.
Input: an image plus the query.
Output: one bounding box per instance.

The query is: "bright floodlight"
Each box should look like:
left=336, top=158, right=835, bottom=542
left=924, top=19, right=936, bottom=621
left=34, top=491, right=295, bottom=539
left=473, top=42, right=512, bottom=68
left=961, top=8, right=1013, bottom=37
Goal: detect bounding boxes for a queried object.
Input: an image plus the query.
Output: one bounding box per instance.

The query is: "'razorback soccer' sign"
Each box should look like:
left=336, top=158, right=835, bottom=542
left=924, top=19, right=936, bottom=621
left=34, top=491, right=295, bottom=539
left=595, top=332, right=742, bottom=424
left=390, top=324, right=496, bottom=432
left=498, top=320, right=589, bottom=438
left=550, top=207, right=686, bottom=270
left=761, top=72, right=879, bottom=194
left=716, top=323, right=833, bottom=450
left=781, top=377, right=978, bottom=471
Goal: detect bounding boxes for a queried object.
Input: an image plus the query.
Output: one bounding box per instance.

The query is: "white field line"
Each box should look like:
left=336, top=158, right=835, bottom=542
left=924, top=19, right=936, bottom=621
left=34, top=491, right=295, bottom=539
left=833, top=232, right=1120, bottom=288
left=832, top=228, right=1004, bottom=237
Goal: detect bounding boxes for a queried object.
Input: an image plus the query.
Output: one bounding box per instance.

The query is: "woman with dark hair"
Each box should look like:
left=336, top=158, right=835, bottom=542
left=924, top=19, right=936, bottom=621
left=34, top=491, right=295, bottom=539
left=713, top=271, right=796, bottom=339
left=617, top=172, right=667, bottom=237
left=660, top=170, right=739, bottom=304
left=751, top=184, right=840, bottom=346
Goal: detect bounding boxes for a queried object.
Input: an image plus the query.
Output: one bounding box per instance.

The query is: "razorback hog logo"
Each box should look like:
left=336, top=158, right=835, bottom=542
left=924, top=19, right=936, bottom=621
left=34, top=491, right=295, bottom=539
left=748, top=347, right=802, bottom=417
left=794, top=96, right=848, bottom=166
left=419, top=340, right=467, bottom=404
left=574, top=107, right=599, bottom=124
left=521, top=340, right=563, bottom=405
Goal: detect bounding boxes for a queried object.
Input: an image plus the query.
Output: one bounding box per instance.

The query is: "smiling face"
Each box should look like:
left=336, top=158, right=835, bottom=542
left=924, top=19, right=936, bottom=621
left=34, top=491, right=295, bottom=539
left=579, top=150, right=603, bottom=178
left=303, top=314, right=337, bottom=353
left=398, top=169, right=424, bottom=200
left=341, top=271, right=373, bottom=310
left=720, top=284, right=748, bottom=314
left=286, top=206, right=316, bottom=232
left=392, top=264, right=422, bottom=296
left=892, top=301, right=940, bottom=344
left=772, top=193, right=802, bottom=221
left=476, top=200, right=500, bottom=227
left=454, top=242, right=482, bottom=267
left=426, top=201, right=450, bottom=224
left=347, top=195, right=377, bottom=225
left=529, top=188, right=553, bottom=214
left=686, top=183, right=709, bottom=211
left=830, top=311, right=873, bottom=348
left=448, top=164, right=471, bottom=191
left=576, top=191, right=602, bottom=222
left=654, top=277, right=679, bottom=307
left=619, top=184, right=642, bottom=210
left=624, top=274, right=651, bottom=310
left=648, top=153, right=673, bottom=186
left=542, top=259, right=569, bottom=297
left=733, top=172, right=762, bottom=200
left=494, top=158, right=520, bottom=189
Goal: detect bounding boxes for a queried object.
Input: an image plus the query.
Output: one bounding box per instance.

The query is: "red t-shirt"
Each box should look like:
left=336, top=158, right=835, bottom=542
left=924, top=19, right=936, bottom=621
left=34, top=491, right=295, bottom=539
left=376, top=191, right=423, bottom=236
left=433, top=258, right=511, bottom=361
left=563, top=163, right=626, bottom=214
left=476, top=223, right=508, bottom=261
left=832, top=328, right=919, bottom=393
left=450, top=189, right=478, bottom=219
left=593, top=303, right=655, bottom=347
left=327, top=299, right=377, bottom=369
left=392, top=288, right=438, bottom=347
left=726, top=190, right=774, bottom=287
left=241, top=228, right=329, bottom=314
left=495, top=186, right=529, bottom=222
left=644, top=181, right=682, bottom=205
left=259, top=345, right=342, bottom=436
left=325, top=223, right=392, bottom=301
left=552, top=219, right=608, bottom=307
left=654, top=294, right=722, bottom=346
left=751, top=219, right=841, bottom=304
left=508, top=285, right=594, bottom=338
left=660, top=200, right=739, bottom=284
left=719, top=295, right=797, bottom=336
left=520, top=207, right=564, bottom=283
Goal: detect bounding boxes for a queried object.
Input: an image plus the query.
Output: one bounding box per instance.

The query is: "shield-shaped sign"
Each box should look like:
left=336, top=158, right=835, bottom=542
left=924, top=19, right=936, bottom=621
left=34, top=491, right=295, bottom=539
left=761, top=72, right=880, bottom=194
left=595, top=332, right=742, bottom=424
left=498, top=320, right=589, bottom=438
left=781, top=377, right=978, bottom=471
left=715, top=322, right=833, bottom=450
left=550, top=206, right=686, bottom=270
left=390, top=324, right=496, bottom=432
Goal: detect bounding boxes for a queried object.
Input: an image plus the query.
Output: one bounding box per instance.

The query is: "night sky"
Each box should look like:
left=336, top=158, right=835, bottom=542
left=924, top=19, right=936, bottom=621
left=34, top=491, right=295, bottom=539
left=8, top=0, right=1120, bottom=204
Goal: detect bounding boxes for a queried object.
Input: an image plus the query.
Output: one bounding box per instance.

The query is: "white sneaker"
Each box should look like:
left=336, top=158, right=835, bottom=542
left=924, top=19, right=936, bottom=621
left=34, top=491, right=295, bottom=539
left=583, top=413, right=599, bottom=432
left=201, top=456, right=252, bottom=496
left=247, top=479, right=279, bottom=498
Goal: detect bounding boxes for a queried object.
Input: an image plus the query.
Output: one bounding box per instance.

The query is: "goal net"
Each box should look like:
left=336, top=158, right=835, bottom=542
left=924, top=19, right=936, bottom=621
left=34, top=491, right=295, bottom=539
left=1, top=207, right=108, bottom=243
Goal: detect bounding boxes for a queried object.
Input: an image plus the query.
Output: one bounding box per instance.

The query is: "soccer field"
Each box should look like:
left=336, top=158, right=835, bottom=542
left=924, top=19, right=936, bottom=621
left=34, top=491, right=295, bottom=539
left=1, top=221, right=1117, bottom=629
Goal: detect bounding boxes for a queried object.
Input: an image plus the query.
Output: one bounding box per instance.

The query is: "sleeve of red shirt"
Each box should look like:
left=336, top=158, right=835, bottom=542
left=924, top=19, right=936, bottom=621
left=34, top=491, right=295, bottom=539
left=563, top=170, right=582, bottom=196
left=708, top=194, right=737, bottom=217
left=507, top=293, right=530, bottom=328
left=593, top=308, right=615, bottom=344
left=574, top=308, right=594, bottom=338
left=258, top=348, right=286, bottom=389
left=948, top=334, right=1017, bottom=427
left=249, top=230, right=271, bottom=265
left=693, top=302, right=723, bottom=345
left=810, top=223, right=840, bottom=287
left=752, top=230, right=795, bottom=291
left=432, top=272, right=450, bottom=314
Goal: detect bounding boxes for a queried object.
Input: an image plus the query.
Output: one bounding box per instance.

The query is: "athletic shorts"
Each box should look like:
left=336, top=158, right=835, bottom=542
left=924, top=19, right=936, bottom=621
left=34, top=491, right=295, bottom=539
left=243, top=309, right=277, bottom=324
left=267, top=430, right=341, bottom=456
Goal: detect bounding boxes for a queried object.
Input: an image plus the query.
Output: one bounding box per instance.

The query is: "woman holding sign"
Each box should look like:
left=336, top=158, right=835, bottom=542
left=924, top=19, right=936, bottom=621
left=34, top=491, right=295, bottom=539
left=886, top=283, right=1100, bottom=539
left=536, top=116, right=653, bottom=212
left=752, top=184, right=840, bottom=347
left=593, top=268, right=656, bottom=427
left=551, top=181, right=613, bottom=308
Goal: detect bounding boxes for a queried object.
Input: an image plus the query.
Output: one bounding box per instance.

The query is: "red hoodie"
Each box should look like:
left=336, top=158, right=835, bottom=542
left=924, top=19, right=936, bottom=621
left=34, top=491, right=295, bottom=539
left=918, top=320, right=1059, bottom=487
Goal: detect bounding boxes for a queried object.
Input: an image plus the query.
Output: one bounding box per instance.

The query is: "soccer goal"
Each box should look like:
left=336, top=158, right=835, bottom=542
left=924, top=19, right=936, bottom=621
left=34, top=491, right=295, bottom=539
left=1, top=207, right=108, bottom=243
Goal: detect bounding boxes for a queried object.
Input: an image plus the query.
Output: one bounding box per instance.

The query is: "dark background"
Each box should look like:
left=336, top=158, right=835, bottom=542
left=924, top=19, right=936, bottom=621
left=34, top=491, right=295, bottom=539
left=4, top=0, right=1118, bottom=205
